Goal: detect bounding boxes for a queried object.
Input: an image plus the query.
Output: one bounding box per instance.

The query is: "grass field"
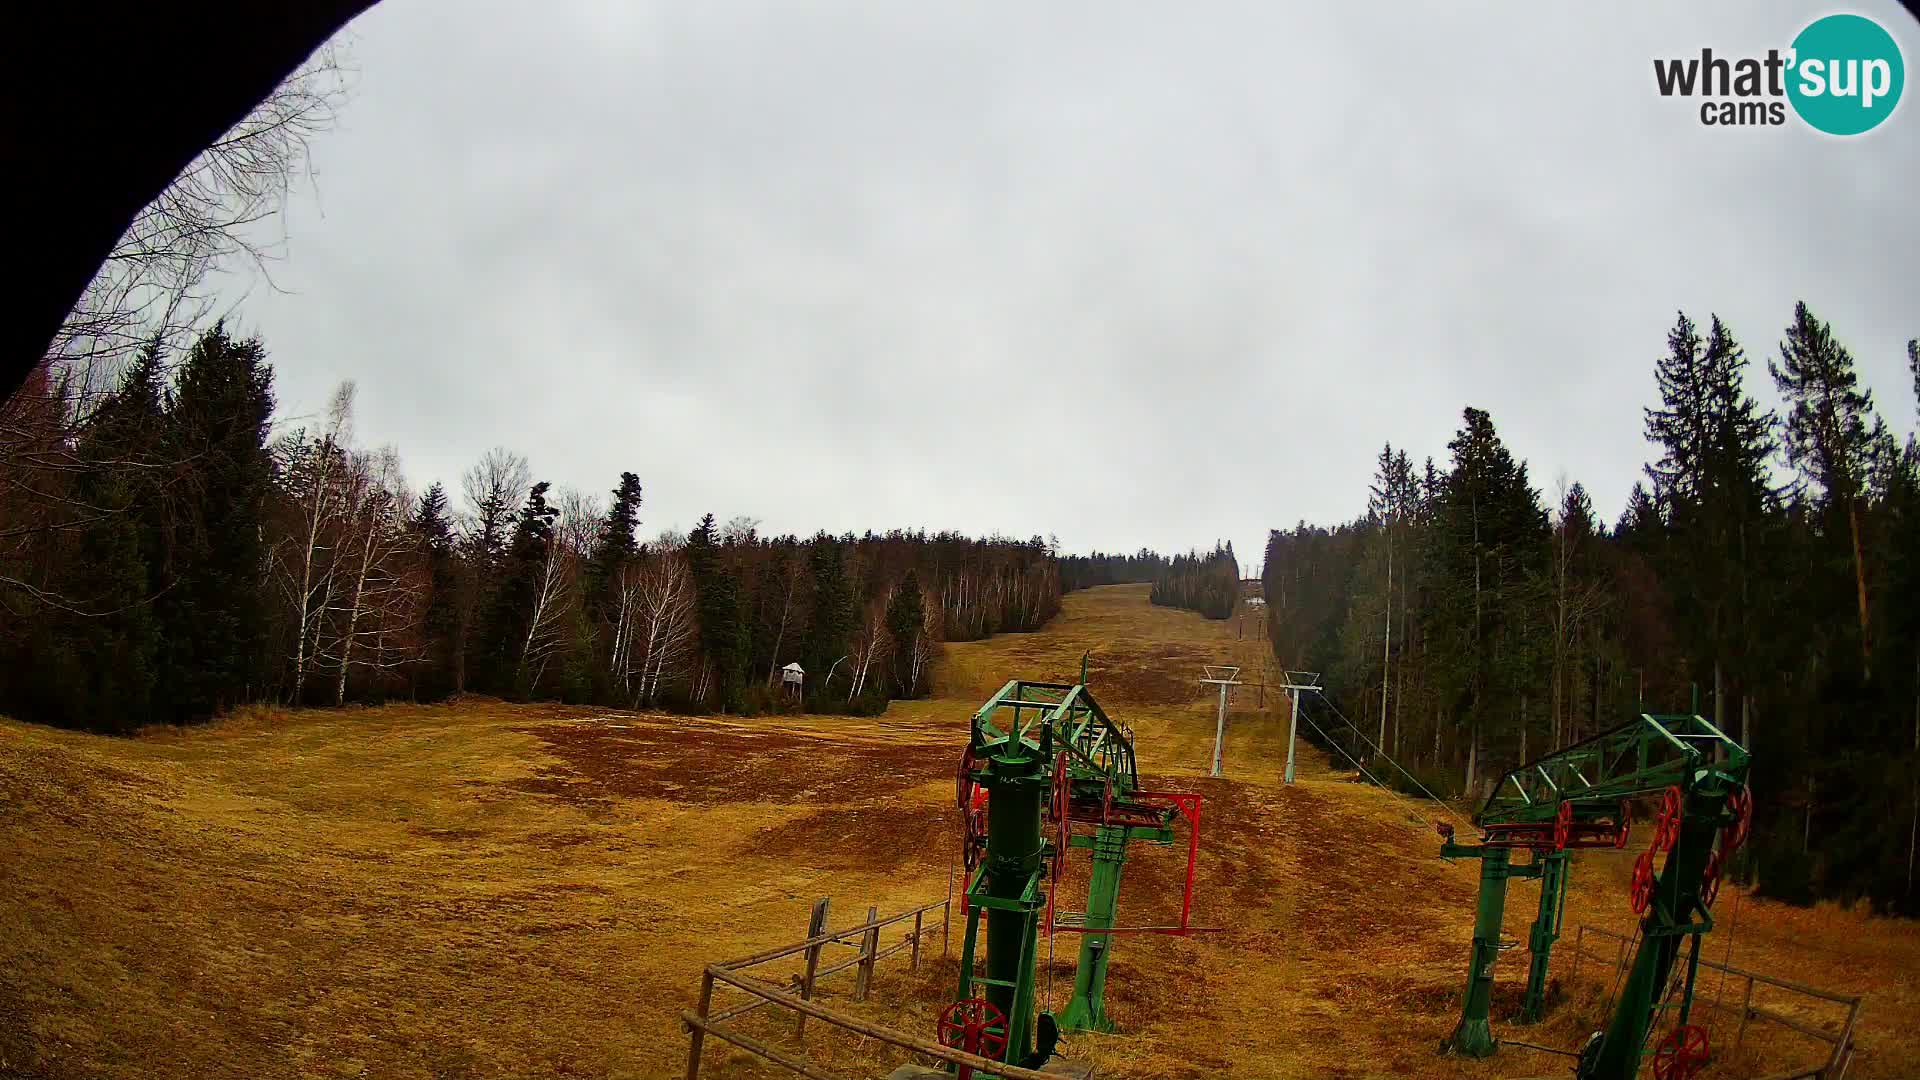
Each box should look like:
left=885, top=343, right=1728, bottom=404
left=2, top=584, right=1915, bottom=1079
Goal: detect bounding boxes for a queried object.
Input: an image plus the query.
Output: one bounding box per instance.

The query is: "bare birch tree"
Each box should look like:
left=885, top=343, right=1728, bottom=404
left=848, top=590, right=894, bottom=700
left=452, top=447, right=529, bottom=692
left=516, top=488, right=592, bottom=690
left=910, top=598, right=940, bottom=696
left=50, top=49, right=352, bottom=391
left=322, top=447, right=422, bottom=703
left=271, top=381, right=354, bottom=702
left=632, top=549, right=698, bottom=706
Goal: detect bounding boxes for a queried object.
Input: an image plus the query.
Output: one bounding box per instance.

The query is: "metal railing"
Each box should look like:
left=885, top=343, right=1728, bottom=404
left=682, top=894, right=1066, bottom=1080
left=1568, top=924, right=1864, bottom=1079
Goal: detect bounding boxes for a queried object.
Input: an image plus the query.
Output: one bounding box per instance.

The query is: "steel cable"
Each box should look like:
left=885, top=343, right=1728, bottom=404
left=1306, top=692, right=1474, bottom=829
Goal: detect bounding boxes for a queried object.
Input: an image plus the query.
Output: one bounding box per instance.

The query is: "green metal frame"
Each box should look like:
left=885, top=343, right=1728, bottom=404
left=1438, top=713, right=1750, bottom=1073
left=956, top=679, right=1182, bottom=1065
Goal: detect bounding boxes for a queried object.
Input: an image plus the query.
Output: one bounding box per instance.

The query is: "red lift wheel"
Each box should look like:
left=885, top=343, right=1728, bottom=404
left=1630, top=849, right=1656, bottom=915
left=1724, top=785, right=1753, bottom=853
left=1700, top=849, right=1723, bottom=909
left=956, top=745, right=977, bottom=812
left=1554, top=800, right=1575, bottom=851
left=1615, top=799, right=1633, bottom=850
left=1653, top=785, right=1683, bottom=853
left=962, top=787, right=989, bottom=873
left=938, top=997, right=1009, bottom=1078
left=1651, top=1023, right=1711, bottom=1080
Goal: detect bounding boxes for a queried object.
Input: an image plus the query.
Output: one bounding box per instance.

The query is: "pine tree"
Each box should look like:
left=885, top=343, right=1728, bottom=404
left=1771, top=302, right=1885, bottom=676
left=48, top=349, right=168, bottom=730
left=1644, top=312, right=1777, bottom=730
left=154, top=323, right=276, bottom=722
left=803, top=535, right=857, bottom=701
left=479, top=482, right=560, bottom=698
left=411, top=483, right=458, bottom=698
left=588, top=472, right=642, bottom=600
left=1428, top=406, right=1547, bottom=792
left=885, top=568, right=927, bottom=697
left=583, top=472, right=642, bottom=701
left=687, top=513, right=747, bottom=709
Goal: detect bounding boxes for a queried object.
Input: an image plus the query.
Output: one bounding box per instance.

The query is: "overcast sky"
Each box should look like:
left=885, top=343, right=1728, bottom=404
left=216, top=1, right=1920, bottom=569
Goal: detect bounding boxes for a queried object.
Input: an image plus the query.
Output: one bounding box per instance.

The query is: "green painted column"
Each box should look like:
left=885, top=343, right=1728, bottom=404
left=1058, top=825, right=1128, bottom=1033
left=982, top=746, right=1044, bottom=1063
left=1446, top=845, right=1512, bottom=1057
left=1582, top=789, right=1726, bottom=1080
left=1520, top=851, right=1568, bottom=1024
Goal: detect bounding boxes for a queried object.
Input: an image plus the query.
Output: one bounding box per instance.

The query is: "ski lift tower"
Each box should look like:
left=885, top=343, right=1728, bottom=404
left=1198, top=665, right=1241, bottom=778
left=1277, top=670, right=1322, bottom=784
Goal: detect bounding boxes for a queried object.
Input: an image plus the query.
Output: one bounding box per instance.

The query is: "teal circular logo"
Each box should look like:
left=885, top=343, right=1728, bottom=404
left=1787, top=14, right=1904, bottom=135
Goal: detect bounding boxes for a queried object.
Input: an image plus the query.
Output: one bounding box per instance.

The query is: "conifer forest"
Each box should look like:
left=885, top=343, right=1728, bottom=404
left=1263, top=307, right=1920, bottom=915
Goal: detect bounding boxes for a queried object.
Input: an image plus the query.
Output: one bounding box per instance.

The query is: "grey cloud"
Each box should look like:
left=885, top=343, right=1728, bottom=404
left=222, top=0, right=1920, bottom=565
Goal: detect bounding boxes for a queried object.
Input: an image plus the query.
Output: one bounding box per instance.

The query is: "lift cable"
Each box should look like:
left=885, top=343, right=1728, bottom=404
left=1706, top=879, right=1746, bottom=1042
left=1502, top=1039, right=1583, bottom=1060
left=1306, top=692, right=1474, bottom=831
left=1293, top=707, right=1464, bottom=848
left=1602, top=924, right=1642, bottom=1021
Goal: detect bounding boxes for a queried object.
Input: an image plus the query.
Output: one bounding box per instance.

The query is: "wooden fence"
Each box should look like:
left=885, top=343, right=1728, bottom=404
left=1568, top=924, right=1863, bottom=1079
left=683, top=894, right=1065, bottom=1080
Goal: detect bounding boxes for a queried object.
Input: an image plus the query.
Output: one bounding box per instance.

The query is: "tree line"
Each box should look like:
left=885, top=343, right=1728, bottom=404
left=0, top=325, right=1067, bottom=730
left=1059, top=549, right=1170, bottom=592
left=1151, top=543, right=1241, bottom=619
left=1263, top=303, right=1918, bottom=914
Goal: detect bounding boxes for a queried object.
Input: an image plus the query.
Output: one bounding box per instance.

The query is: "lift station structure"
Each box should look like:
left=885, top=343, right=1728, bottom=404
left=947, top=677, right=1209, bottom=1071
left=1437, top=712, right=1752, bottom=1080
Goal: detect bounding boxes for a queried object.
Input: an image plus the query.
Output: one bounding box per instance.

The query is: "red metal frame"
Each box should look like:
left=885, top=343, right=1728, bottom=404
left=1049, top=790, right=1221, bottom=937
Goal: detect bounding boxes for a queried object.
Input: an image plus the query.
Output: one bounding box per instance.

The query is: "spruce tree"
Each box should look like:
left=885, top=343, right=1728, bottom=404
left=479, top=482, right=559, bottom=698
left=1771, top=302, right=1885, bottom=676
left=687, top=513, right=747, bottom=710
left=802, top=535, right=856, bottom=701
left=411, top=483, right=458, bottom=698
left=885, top=569, right=927, bottom=697
left=45, top=350, right=169, bottom=730
left=1428, top=406, right=1548, bottom=791
left=1644, top=312, right=1777, bottom=728
left=582, top=472, right=642, bottom=700
left=154, top=323, right=276, bottom=722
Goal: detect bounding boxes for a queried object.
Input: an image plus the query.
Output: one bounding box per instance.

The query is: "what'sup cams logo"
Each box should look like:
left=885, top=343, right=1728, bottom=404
left=1654, top=13, right=1905, bottom=134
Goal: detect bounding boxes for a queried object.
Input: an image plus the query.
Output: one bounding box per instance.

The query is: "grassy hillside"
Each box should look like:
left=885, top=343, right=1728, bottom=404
left=1, top=585, right=1913, bottom=1079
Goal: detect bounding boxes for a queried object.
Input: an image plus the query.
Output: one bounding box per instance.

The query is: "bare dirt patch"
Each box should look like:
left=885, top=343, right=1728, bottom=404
left=505, top=717, right=950, bottom=809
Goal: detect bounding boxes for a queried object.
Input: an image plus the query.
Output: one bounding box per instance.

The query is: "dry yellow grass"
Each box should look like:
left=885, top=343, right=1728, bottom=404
left=1, top=584, right=1914, bottom=1079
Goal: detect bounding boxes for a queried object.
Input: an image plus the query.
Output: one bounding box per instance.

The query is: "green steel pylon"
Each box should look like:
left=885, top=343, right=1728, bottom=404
left=1057, top=825, right=1128, bottom=1033
left=956, top=677, right=1198, bottom=1069
left=1580, top=784, right=1733, bottom=1080
left=1442, top=844, right=1513, bottom=1057
left=1520, top=851, right=1568, bottom=1024
left=956, top=737, right=1047, bottom=1064
left=1433, top=712, right=1750, bottom=1075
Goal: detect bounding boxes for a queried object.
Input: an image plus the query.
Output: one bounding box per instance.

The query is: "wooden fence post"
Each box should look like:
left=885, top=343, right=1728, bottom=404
left=854, top=905, right=880, bottom=1002
left=1830, top=996, right=1862, bottom=1079
left=685, top=969, right=714, bottom=1080
left=797, top=898, right=830, bottom=1039
left=911, top=910, right=924, bottom=970
left=1570, top=926, right=1584, bottom=986
left=1735, top=975, right=1754, bottom=1049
